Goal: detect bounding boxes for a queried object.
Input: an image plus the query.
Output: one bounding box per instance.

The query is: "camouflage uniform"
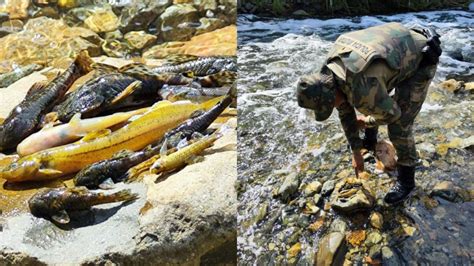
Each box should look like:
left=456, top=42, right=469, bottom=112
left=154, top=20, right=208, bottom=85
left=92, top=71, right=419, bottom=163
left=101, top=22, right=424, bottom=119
left=325, top=23, right=437, bottom=166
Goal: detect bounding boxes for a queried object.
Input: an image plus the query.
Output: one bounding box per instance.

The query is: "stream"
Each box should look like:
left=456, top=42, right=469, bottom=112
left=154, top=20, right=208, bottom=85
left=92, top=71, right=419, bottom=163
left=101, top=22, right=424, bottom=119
left=237, top=10, right=473, bottom=264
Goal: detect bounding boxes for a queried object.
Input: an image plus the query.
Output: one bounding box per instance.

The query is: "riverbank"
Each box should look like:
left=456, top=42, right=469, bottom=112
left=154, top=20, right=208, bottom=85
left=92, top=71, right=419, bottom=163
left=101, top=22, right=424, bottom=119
left=238, top=0, right=471, bottom=17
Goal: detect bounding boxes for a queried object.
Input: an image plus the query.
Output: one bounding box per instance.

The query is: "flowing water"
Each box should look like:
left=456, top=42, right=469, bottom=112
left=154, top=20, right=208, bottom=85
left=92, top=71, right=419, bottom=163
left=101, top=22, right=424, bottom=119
left=237, top=11, right=473, bottom=264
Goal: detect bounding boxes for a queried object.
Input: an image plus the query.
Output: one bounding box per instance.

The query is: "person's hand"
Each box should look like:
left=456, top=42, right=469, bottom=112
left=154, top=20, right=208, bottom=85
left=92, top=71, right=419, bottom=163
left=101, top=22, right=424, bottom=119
left=356, top=115, right=367, bottom=129
left=352, top=149, right=364, bottom=177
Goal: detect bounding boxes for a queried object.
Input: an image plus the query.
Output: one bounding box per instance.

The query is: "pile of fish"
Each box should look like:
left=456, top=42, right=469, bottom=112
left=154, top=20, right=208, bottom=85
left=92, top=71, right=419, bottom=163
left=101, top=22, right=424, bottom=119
left=0, top=51, right=236, bottom=225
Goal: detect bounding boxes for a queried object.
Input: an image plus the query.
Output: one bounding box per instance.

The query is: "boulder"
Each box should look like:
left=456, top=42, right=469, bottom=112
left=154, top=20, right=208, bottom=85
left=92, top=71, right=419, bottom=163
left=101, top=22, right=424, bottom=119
left=315, top=232, right=347, bottom=266
left=330, top=178, right=374, bottom=213
left=143, top=25, right=237, bottom=58
left=159, top=4, right=199, bottom=41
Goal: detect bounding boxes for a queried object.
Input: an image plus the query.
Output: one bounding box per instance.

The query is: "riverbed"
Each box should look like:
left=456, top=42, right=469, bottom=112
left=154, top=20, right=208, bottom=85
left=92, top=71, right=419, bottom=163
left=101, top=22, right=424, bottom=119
left=237, top=10, right=473, bottom=264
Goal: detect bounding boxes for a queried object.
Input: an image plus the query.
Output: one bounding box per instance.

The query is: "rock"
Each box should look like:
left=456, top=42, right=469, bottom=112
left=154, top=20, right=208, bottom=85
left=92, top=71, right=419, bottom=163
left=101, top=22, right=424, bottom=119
left=430, top=181, right=470, bottom=202
left=381, top=246, right=402, bottom=266
left=0, top=64, right=42, bottom=88
left=124, top=31, right=157, bottom=50
left=304, top=201, right=320, bottom=214
left=143, top=25, right=236, bottom=58
left=329, top=218, right=347, bottom=234
left=347, top=230, right=366, bottom=246
left=103, top=30, right=123, bottom=41
left=200, top=0, right=218, bottom=11
left=0, top=17, right=102, bottom=70
left=315, top=232, right=347, bottom=266
left=436, top=136, right=474, bottom=156
left=288, top=242, right=301, bottom=258
left=159, top=4, right=199, bottom=41
left=330, top=178, right=374, bottom=214
left=4, top=0, right=29, bottom=19
left=308, top=216, right=324, bottom=232
left=439, top=79, right=464, bottom=93
left=313, top=194, right=321, bottom=205
left=292, top=9, right=309, bottom=16
left=119, top=2, right=170, bottom=33
left=465, top=82, right=474, bottom=92
left=369, top=212, right=383, bottom=229
left=32, top=7, right=59, bottom=19
left=375, top=140, right=397, bottom=171
left=417, top=142, right=436, bottom=158
left=303, top=181, right=322, bottom=196
left=321, top=180, right=335, bottom=196
left=84, top=6, right=119, bottom=33
left=195, top=17, right=225, bottom=35
left=365, top=231, right=382, bottom=247
left=275, top=173, right=300, bottom=201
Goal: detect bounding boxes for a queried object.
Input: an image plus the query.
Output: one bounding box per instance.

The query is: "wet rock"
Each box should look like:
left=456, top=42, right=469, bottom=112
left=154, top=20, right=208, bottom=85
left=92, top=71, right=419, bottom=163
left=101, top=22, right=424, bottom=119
left=119, top=2, right=169, bottom=33
left=0, top=251, right=46, bottom=265
left=321, top=180, right=335, bottom=196
left=288, top=242, right=301, bottom=258
left=302, top=181, right=322, bottom=196
left=293, top=10, right=310, bottom=16
left=32, top=7, right=59, bottom=19
left=159, top=4, right=199, bottom=41
left=275, top=173, right=300, bottom=201
left=464, top=82, right=474, bottom=93
left=430, top=181, right=470, bottom=202
left=124, top=31, right=157, bottom=50
left=304, top=201, right=320, bottom=215
left=195, top=17, right=225, bottom=35
left=84, top=6, right=119, bottom=33
left=436, top=136, right=474, bottom=156
left=0, top=64, right=42, bottom=88
left=103, top=30, right=123, bottom=41
left=315, top=232, right=347, bottom=266
left=101, top=40, right=131, bottom=57
left=308, top=216, right=325, bottom=232
left=417, top=142, right=436, bottom=158
left=329, top=218, right=347, bottom=234
left=199, top=0, right=218, bottom=11
left=369, top=212, right=383, bottom=229
left=330, top=178, right=374, bottom=214
left=365, top=231, right=382, bottom=247
left=313, top=194, right=321, bottom=205
left=143, top=25, right=236, bottom=58
left=347, top=230, right=366, bottom=247
left=381, top=246, right=401, bottom=266
left=0, top=17, right=102, bottom=69
left=439, top=79, right=464, bottom=93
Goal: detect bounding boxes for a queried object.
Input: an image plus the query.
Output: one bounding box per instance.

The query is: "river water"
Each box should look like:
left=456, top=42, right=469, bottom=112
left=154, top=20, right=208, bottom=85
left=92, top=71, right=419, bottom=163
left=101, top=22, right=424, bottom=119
left=237, top=10, right=473, bottom=264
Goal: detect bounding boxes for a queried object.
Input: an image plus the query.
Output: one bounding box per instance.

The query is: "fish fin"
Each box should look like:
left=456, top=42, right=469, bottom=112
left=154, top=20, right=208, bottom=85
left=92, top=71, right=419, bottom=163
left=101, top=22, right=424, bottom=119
left=26, top=81, right=49, bottom=97
left=190, top=131, right=205, bottom=140
left=160, top=138, right=168, bottom=155
left=80, top=129, right=111, bottom=142
left=69, top=113, right=82, bottom=129
left=75, top=50, right=94, bottom=74
left=0, top=117, right=4, bottom=125
left=51, top=210, right=70, bottom=224
left=110, top=81, right=142, bottom=105
left=38, top=168, right=63, bottom=176
left=41, top=112, right=59, bottom=128
left=190, top=110, right=204, bottom=118
left=98, top=178, right=115, bottom=190
left=200, top=96, right=226, bottom=111
left=112, top=189, right=139, bottom=202
left=42, top=70, right=61, bottom=82
left=176, top=138, right=189, bottom=149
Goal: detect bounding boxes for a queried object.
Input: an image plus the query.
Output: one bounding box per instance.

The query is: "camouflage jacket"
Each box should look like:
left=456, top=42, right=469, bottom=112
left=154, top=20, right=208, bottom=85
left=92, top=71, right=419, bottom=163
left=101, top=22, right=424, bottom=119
left=325, top=23, right=426, bottom=150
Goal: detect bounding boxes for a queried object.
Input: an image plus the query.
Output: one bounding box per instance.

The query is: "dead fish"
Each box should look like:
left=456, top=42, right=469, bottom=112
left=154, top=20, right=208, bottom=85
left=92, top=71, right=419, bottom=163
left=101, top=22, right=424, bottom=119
left=28, top=187, right=138, bottom=224
left=158, top=84, right=231, bottom=102
left=55, top=64, right=193, bottom=122
left=0, top=51, right=93, bottom=151
left=0, top=64, right=42, bottom=88
left=152, top=56, right=237, bottom=76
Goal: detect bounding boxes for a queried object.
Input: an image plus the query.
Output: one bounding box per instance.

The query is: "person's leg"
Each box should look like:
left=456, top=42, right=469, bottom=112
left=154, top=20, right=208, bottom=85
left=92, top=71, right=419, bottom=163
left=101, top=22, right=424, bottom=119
left=385, top=64, right=437, bottom=204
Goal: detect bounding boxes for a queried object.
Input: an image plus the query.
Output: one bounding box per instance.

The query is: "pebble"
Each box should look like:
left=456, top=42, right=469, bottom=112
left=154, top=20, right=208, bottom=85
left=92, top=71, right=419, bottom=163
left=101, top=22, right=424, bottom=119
left=321, top=180, right=336, bottom=196
left=365, top=231, right=382, bottom=247
left=369, top=212, right=383, bottom=229
left=303, top=181, right=322, bottom=196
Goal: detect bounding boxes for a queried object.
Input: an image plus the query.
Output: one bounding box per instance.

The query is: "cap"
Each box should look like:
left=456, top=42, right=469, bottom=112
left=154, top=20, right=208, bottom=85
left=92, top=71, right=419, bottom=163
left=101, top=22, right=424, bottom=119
left=296, top=72, right=336, bottom=121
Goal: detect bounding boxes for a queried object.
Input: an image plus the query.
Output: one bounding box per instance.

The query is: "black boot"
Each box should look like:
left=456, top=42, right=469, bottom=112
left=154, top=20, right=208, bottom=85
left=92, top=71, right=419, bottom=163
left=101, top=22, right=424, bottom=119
left=363, top=127, right=378, bottom=151
left=384, top=165, right=415, bottom=204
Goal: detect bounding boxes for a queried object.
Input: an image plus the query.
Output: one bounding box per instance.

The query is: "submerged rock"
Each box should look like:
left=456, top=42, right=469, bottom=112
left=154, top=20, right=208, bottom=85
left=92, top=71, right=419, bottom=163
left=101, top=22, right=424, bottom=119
left=315, top=232, right=347, bottom=266
left=369, top=212, right=383, bottom=229
left=275, top=173, right=300, bottom=201
left=430, top=181, right=470, bottom=202
left=84, top=7, right=119, bottom=33
left=143, top=25, right=236, bottom=58
left=195, top=17, right=225, bottom=35
left=119, top=2, right=169, bottom=33
left=0, top=17, right=101, bottom=69
left=321, top=180, right=335, bottom=196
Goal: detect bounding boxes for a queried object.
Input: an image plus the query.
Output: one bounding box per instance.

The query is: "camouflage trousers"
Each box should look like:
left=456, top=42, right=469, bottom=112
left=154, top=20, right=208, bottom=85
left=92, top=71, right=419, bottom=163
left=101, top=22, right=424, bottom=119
left=372, top=64, right=437, bottom=166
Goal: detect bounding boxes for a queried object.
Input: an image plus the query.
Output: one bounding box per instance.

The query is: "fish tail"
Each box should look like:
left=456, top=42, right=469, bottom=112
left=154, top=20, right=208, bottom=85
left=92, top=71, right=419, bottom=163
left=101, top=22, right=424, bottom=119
left=104, top=189, right=139, bottom=203
left=200, top=96, right=226, bottom=111
left=74, top=50, right=94, bottom=74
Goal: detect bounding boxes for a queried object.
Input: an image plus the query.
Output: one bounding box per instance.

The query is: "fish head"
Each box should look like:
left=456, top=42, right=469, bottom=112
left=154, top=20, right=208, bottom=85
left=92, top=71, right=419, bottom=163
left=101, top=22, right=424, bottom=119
left=73, top=167, right=100, bottom=189
left=0, top=156, right=41, bottom=182
left=0, top=115, right=35, bottom=151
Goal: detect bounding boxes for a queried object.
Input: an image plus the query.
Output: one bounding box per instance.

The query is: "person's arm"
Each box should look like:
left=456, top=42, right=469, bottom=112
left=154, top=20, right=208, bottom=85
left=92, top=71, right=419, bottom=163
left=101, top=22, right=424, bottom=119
left=336, top=101, right=363, bottom=151
left=351, top=75, right=401, bottom=127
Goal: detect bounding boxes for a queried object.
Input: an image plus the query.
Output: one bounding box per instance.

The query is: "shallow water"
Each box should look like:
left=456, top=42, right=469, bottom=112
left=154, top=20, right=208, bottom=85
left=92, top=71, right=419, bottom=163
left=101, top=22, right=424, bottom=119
left=237, top=10, right=473, bottom=264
